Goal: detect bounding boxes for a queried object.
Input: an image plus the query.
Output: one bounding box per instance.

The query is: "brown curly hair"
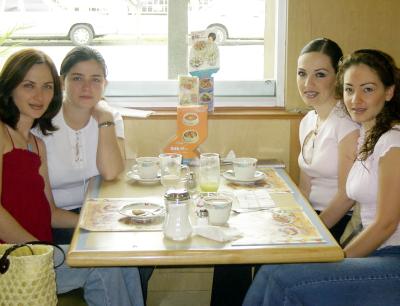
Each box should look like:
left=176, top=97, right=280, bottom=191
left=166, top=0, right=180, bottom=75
left=335, top=49, right=400, bottom=161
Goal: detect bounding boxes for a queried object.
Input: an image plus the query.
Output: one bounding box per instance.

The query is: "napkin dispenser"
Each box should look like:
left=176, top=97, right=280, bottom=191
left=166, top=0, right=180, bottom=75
left=163, top=188, right=192, bottom=241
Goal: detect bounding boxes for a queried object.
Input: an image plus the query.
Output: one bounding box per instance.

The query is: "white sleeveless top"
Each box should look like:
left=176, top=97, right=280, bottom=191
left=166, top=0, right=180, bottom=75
left=347, top=126, right=400, bottom=248
left=33, top=101, right=124, bottom=210
left=298, top=103, right=359, bottom=211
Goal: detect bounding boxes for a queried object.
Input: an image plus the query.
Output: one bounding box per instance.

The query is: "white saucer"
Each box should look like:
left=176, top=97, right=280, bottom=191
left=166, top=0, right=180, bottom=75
left=223, top=170, right=266, bottom=184
left=126, top=170, right=161, bottom=184
left=119, top=202, right=165, bottom=223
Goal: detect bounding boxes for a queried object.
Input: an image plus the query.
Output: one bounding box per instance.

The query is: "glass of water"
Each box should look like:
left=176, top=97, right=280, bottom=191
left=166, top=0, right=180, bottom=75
left=159, top=153, right=189, bottom=189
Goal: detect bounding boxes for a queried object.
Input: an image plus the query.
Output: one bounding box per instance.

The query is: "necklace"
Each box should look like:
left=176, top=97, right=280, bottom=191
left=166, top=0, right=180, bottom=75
left=27, top=142, right=33, bottom=152
left=313, top=115, right=321, bottom=136
left=8, top=126, right=34, bottom=152
left=23, top=133, right=34, bottom=152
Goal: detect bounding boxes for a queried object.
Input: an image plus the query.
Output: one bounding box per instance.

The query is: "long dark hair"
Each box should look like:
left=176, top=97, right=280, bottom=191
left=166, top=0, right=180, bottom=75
left=300, top=37, right=343, bottom=73
left=336, top=49, right=400, bottom=160
left=0, top=49, right=62, bottom=135
left=60, top=46, right=107, bottom=78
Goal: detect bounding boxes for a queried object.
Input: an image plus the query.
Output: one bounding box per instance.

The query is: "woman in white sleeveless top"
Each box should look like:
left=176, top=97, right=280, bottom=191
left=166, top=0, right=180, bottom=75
left=297, top=38, right=359, bottom=241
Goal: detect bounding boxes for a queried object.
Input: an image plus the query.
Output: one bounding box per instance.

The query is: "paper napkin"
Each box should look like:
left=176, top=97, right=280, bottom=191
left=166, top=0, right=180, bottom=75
left=193, top=225, right=243, bottom=242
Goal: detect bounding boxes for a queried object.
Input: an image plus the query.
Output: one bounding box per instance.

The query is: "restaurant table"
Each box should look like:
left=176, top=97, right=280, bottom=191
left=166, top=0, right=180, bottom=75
left=67, top=160, right=344, bottom=267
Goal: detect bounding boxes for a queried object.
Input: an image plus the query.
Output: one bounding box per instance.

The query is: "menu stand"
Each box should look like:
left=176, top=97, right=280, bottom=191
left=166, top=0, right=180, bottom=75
left=164, top=105, right=208, bottom=163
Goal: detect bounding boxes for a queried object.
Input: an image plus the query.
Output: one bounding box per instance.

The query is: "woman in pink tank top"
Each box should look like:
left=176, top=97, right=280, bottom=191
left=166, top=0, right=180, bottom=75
left=0, top=49, right=144, bottom=306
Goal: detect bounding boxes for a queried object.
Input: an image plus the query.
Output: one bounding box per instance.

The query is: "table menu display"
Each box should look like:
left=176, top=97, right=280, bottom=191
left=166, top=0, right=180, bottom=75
left=178, top=76, right=199, bottom=105
left=189, top=30, right=220, bottom=77
left=164, top=105, right=208, bottom=160
left=188, top=30, right=220, bottom=112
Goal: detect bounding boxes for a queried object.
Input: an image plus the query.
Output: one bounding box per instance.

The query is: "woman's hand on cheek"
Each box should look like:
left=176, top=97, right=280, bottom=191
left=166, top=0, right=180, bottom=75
left=92, top=100, right=114, bottom=123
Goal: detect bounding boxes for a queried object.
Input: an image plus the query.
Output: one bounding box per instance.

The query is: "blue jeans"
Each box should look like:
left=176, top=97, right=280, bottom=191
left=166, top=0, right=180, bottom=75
left=243, top=246, right=400, bottom=306
left=55, top=245, right=144, bottom=306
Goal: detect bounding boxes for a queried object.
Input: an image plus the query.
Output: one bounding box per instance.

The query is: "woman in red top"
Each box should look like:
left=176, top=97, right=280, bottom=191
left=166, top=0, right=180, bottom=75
left=0, top=49, right=143, bottom=306
left=0, top=49, right=77, bottom=242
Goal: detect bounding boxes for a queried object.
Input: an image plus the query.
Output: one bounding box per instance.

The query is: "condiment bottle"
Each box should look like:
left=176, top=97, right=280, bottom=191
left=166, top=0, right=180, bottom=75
left=196, top=208, right=209, bottom=226
left=163, top=188, right=192, bottom=241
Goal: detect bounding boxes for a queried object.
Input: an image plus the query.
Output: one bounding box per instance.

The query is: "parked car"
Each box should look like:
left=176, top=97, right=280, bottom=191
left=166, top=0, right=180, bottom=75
left=0, top=0, right=118, bottom=45
left=188, top=0, right=265, bottom=42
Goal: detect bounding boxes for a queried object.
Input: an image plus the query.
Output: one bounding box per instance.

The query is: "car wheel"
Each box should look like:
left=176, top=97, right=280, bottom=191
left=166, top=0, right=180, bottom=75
left=208, top=25, right=228, bottom=43
left=69, top=24, right=94, bottom=46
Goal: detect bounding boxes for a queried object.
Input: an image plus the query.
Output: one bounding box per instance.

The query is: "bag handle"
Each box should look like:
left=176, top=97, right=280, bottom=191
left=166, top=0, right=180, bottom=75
left=0, top=241, right=65, bottom=274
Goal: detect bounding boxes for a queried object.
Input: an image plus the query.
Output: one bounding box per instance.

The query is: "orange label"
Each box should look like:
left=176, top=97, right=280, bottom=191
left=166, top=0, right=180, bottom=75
left=164, top=105, right=208, bottom=159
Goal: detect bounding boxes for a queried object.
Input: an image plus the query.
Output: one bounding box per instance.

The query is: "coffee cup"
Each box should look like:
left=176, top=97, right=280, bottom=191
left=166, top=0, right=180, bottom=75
left=203, top=195, right=232, bottom=225
left=135, top=157, right=160, bottom=179
left=233, top=157, right=257, bottom=180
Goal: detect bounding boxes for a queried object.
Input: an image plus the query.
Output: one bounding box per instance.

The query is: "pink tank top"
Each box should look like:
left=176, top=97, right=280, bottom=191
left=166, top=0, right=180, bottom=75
left=1, top=129, right=52, bottom=242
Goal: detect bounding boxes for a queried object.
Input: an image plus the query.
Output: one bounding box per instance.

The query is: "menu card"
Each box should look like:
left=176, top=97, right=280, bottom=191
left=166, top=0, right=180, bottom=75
left=199, top=77, right=214, bottom=112
left=164, top=105, right=208, bottom=159
left=179, top=75, right=199, bottom=105
left=232, top=189, right=276, bottom=209
left=189, top=30, right=220, bottom=76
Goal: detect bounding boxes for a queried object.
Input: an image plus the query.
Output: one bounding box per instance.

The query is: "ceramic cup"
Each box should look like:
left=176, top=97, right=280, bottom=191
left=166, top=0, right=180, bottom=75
left=233, top=157, right=258, bottom=180
left=203, top=194, right=232, bottom=225
left=135, top=157, right=160, bottom=179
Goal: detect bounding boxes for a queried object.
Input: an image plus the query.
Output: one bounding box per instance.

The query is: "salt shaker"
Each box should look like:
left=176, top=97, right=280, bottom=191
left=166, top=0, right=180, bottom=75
left=197, top=208, right=209, bottom=226
left=163, top=188, right=192, bottom=241
left=185, top=171, right=197, bottom=193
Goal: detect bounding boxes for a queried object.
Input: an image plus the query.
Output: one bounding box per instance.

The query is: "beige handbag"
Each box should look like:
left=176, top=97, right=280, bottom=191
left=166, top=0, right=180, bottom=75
left=0, top=242, right=64, bottom=306
left=340, top=203, right=363, bottom=247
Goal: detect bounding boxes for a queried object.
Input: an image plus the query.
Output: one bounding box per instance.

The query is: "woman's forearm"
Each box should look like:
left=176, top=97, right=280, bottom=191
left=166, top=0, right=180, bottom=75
left=320, top=193, right=355, bottom=228
left=0, top=206, right=37, bottom=243
left=51, top=207, right=79, bottom=229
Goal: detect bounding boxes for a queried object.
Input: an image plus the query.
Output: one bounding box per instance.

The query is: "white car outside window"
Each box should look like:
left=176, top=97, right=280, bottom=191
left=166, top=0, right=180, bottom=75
left=189, top=0, right=265, bottom=42
left=0, top=0, right=118, bottom=45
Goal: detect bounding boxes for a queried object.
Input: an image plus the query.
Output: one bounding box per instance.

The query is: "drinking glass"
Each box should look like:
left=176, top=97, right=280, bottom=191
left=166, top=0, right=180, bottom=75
left=159, top=153, right=188, bottom=188
left=199, top=153, right=220, bottom=192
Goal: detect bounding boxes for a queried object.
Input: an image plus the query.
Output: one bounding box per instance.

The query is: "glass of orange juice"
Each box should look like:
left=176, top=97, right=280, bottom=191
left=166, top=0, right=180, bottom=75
left=199, top=153, right=220, bottom=192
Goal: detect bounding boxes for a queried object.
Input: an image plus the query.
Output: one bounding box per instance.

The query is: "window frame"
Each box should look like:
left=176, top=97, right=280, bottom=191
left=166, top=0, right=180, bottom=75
left=106, top=0, right=287, bottom=108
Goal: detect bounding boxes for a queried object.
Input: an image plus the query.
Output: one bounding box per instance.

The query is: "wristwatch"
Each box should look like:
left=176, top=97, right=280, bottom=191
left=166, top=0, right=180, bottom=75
left=98, top=121, right=115, bottom=128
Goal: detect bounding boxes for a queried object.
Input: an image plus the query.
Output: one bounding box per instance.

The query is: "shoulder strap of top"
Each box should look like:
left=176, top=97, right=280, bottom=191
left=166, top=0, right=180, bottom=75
left=4, top=126, right=15, bottom=148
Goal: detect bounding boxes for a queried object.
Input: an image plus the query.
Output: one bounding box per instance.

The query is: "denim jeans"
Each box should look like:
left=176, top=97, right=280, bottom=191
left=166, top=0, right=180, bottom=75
left=55, top=245, right=144, bottom=306
left=243, top=246, right=400, bottom=306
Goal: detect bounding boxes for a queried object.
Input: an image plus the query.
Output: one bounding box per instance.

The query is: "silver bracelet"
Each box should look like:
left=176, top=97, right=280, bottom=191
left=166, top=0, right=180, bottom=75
left=98, top=121, right=115, bottom=128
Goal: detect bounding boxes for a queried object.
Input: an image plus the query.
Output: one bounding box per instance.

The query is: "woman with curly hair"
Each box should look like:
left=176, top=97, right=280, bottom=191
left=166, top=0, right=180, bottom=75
left=243, top=49, right=400, bottom=306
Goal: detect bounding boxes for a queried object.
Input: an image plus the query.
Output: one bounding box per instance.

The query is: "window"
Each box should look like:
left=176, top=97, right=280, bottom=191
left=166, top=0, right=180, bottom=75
left=0, top=0, right=287, bottom=108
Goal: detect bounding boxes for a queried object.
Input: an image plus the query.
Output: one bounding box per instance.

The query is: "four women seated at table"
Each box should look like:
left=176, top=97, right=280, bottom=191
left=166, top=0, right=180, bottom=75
left=1, top=40, right=399, bottom=305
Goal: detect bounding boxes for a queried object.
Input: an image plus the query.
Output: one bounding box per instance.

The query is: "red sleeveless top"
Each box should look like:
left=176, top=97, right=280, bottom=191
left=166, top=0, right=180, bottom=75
left=1, top=130, right=52, bottom=242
